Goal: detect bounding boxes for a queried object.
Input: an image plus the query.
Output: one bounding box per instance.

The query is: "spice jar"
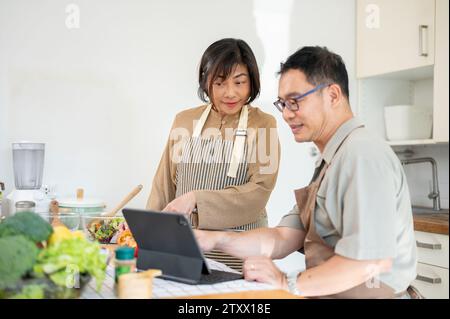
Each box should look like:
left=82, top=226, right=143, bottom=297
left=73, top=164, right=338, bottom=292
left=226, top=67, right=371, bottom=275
left=114, top=246, right=136, bottom=284
left=15, top=201, right=36, bottom=213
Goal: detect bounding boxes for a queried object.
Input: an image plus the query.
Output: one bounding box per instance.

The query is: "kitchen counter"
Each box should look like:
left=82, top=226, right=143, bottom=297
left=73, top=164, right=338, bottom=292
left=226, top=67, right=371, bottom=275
left=81, top=260, right=299, bottom=299
left=183, top=289, right=302, bottom=299
left=413, top=208, right=449, bottom=235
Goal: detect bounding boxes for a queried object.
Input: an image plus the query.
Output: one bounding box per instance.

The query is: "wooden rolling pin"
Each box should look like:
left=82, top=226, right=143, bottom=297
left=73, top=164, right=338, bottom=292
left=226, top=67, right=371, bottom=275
left=102, top=184, right=143, bottom=217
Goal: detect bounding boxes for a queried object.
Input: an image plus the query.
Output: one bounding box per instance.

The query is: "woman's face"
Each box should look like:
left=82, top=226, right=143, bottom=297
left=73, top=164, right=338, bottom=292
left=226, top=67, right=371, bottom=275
left=209, top=64, right=251, bottom=116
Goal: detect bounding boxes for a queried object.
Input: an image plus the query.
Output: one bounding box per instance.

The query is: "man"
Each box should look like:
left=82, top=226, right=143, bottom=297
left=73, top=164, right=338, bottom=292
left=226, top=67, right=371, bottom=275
left=194, top=46, right=417, bottom=298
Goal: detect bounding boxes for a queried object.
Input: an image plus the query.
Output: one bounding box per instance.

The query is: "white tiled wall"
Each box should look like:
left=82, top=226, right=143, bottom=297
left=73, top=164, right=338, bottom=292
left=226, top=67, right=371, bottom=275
left=393, top=144, right=449, bottom=210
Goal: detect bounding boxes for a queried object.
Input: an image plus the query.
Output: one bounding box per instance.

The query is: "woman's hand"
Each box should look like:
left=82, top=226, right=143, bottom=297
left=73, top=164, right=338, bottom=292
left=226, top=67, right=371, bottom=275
left=162, top=191, right=196, bottom=217
left=243, top=256, right=288, bottom=289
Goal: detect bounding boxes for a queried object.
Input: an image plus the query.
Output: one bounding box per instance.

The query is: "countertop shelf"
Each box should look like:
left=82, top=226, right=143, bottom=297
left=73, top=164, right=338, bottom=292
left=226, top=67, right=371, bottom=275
left=413, top=209, right=449, bottom=235
left=387, top=139, right=436, bottom=146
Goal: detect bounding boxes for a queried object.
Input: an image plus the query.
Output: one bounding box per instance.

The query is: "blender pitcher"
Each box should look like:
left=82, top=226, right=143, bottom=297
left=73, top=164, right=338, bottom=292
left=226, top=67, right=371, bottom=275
left=12, top=142, right=45, bottom=190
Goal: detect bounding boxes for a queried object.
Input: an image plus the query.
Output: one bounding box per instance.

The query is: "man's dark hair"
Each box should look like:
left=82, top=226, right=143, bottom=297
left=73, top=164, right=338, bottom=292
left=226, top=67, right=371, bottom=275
left=198, top=38, right=260, bottom=103
left=279, top=46, right=349, bottom=99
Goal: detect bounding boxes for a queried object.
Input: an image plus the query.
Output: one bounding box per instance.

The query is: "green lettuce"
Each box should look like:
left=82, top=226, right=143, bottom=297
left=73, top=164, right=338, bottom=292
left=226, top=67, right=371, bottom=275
left=34, top=238, right=107, bottom=291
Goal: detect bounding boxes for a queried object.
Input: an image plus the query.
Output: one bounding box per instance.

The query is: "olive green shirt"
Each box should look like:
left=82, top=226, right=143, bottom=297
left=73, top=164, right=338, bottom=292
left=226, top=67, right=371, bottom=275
left=278, top=117, right=417, bottom=293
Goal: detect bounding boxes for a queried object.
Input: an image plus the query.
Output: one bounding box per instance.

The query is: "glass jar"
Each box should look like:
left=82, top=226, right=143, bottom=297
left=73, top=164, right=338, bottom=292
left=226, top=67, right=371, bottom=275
left=15, top=201, right=36, bottom=213
left=114, top=246, right=136, bottom=284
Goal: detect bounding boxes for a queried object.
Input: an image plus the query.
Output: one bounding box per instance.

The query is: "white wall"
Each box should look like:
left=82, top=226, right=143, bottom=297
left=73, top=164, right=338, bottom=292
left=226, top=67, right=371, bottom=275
left=0, top=0, right=357, bottom=273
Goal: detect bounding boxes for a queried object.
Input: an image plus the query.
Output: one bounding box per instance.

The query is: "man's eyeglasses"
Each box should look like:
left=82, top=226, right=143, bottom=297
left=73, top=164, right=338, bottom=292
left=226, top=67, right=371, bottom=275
left=273, top=83, right=329, bottom=112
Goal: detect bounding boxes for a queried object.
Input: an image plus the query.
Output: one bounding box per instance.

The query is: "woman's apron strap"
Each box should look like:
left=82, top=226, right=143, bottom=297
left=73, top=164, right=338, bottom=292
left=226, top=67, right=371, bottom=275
left=227, top=105, right=248, bottom=178
left=191, top=103, right=249, bottom=179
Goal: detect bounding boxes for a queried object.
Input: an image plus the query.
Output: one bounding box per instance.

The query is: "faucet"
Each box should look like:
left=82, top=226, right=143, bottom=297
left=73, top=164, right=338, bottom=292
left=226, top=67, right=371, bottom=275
left=401, top=157, right=441, bottom=211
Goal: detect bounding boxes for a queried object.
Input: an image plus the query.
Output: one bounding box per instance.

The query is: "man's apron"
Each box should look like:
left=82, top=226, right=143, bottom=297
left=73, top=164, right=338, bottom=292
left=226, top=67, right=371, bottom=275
left=175, top=104, right=267, bottom=272
left=295, top=124, right=407, bottom=298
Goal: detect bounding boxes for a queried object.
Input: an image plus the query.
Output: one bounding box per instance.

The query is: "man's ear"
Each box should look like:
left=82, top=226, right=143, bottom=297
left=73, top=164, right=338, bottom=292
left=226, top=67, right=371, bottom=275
left=328, top=84, right=342, bottom=107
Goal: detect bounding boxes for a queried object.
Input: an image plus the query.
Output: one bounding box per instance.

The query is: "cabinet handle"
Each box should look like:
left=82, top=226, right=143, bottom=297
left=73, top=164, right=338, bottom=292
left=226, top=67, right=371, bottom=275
left=416, top=240, right=442, bottom=250
left=419, top=25, right=429, bottom=57
left=416, top=274, right=442, bottom=284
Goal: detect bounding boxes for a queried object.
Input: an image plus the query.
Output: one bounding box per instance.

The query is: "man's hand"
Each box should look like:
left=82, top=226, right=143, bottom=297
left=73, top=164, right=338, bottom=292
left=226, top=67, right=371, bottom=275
left=162, top=191, right=196, bottom=217
left=243, top=256, right=288, bottom=289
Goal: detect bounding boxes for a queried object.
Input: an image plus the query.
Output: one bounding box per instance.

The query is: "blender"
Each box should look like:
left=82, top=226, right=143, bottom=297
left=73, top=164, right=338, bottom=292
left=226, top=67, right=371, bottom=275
left=6, top=142, right=50, bottom=216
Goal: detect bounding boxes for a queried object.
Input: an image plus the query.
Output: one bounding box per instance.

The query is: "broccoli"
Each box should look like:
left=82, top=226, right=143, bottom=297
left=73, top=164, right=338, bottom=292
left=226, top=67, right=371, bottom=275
left=0, top=212, right=53, bottom=243
left=0, top=235, right=39, bottom=288
left=9, top=284, right=45, bottom=299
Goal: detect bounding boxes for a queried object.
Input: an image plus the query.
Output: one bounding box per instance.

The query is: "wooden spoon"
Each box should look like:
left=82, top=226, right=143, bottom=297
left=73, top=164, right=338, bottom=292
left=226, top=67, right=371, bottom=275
left=86, top=184, right=143, bottom=232
left=102, top=184, right=143, bottom=217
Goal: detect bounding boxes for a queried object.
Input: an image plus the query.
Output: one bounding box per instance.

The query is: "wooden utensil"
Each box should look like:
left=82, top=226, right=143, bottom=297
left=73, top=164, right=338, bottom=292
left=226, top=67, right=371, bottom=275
left=86, top=184, right=143, bottom=231
left=76, top=188, right=84, bottom=201
left=49, top=200, right=65, bottom=227
left=102, top=184, right=143, bottom=217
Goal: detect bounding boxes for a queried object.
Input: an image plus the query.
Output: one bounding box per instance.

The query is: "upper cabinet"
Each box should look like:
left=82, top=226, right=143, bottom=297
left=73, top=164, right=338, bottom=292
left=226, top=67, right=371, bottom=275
left=357, top=0, right=435, bottom=77
left=433, top=0, right=449, bottom=143
left=356, top=0, right=449, bottom=146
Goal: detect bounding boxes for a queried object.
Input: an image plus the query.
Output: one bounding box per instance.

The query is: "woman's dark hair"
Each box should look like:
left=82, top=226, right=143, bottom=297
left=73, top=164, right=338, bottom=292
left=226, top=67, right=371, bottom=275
left=198, top=38, right=260, bottom=104
left=279, top=46, right=349, bottom=99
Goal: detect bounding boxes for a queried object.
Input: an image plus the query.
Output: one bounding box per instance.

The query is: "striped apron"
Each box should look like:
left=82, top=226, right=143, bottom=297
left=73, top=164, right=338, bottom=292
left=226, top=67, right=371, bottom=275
left=175, top=104, right=267, bottom=272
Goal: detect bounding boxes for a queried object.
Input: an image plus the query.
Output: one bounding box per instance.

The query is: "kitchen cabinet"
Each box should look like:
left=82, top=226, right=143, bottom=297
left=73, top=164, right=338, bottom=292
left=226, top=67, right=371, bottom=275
left=357, top=0, right=435, bottom=78
left=432, top=0, right=449, bottom=143
left=356, top=0, right=449, bottom=146
left=413, top=231, right=449, bottom=298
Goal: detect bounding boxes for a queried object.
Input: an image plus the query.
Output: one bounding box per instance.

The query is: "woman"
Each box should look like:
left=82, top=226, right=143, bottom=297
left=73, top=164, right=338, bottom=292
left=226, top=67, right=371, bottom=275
left=147, top=38, right=280, bottom=271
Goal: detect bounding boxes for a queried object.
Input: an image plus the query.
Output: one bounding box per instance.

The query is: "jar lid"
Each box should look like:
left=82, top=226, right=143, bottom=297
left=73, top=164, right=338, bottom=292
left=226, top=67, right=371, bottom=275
left=12, top=142, right=45, bottom=150
left=115, top=246, right=135, bottom=260
left=15, top=201, right=36, bottom=208
left=58, top=198, right=105, bottom=208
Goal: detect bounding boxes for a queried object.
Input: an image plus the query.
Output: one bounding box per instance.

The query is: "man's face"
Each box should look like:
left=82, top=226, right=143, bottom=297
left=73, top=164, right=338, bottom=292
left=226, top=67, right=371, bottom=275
left=278, top=69, right=329, bottom=143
